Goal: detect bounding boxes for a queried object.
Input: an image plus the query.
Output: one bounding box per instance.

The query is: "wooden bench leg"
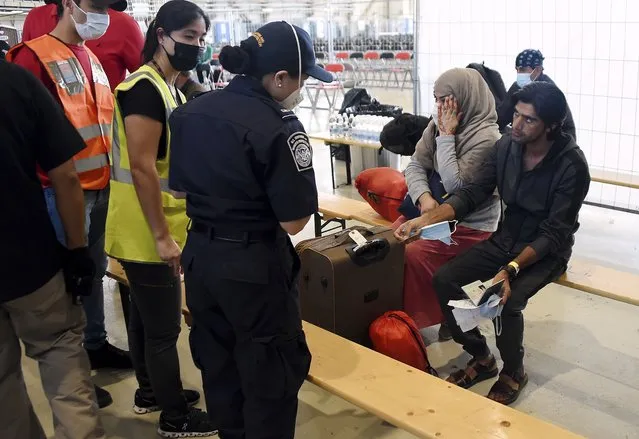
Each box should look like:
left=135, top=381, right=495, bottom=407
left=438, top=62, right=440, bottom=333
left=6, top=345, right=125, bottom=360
left=314, top=212, right=346, bottom=237
left=117, top=282, right=131, bottom=329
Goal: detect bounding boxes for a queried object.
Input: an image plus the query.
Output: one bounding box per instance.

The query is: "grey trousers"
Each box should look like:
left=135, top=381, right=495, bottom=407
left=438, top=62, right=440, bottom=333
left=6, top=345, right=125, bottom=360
left=0, top=272, right=105, bottom=439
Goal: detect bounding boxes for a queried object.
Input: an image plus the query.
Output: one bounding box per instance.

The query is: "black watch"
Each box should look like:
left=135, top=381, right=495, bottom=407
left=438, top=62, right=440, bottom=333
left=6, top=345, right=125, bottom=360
left=499, top=264, right=518, bottom=281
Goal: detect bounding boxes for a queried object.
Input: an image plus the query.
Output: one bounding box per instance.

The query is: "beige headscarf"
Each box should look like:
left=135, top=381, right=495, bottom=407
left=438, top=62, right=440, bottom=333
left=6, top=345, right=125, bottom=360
left=413, top=68, right=501, bottom=177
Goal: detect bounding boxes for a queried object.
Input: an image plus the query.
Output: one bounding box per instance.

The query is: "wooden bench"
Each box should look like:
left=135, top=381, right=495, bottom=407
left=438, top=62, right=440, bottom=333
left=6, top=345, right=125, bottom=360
left=318, top=192, right=639, bottom=307
left=105, top=259, right=581, bottom=438
left=304, top=321, right=582, bottom=439
left=590, top=168, right=639, bottom=190
left=315, top=192, right=392, bottom=235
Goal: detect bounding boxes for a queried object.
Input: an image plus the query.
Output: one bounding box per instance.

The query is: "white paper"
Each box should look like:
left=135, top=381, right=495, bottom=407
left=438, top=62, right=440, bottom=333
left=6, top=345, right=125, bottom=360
left=452, top=307, right=483, bottom=332
left=447, top=279, right=504, bottom=333
left=349, top=230, right=368, bottom=247
left=461, top=280, right=487, bottom=305
left=447, top=299, right=479, bottom=309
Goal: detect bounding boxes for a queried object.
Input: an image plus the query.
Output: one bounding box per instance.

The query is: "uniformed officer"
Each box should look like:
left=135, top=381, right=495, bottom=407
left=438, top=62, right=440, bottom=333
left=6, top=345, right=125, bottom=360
left=168, top=21, right=333, bottom=439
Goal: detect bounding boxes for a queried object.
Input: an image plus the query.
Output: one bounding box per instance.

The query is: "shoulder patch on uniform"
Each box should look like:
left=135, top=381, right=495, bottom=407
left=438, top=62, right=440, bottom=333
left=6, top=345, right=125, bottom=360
left=288, top=132, right=313, bottom=172
left=280, top=108, right=297, bottom=119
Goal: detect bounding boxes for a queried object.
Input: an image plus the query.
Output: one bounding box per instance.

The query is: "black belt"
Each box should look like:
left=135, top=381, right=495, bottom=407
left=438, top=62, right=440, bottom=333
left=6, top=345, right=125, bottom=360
left=189, top=221, right=278, bottom=244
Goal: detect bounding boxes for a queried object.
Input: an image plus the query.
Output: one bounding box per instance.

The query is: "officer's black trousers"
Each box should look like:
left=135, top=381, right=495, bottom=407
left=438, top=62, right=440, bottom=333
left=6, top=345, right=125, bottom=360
left=182, top=231, right=311, bottom=439
left=432, top=239, right=566, bottom=375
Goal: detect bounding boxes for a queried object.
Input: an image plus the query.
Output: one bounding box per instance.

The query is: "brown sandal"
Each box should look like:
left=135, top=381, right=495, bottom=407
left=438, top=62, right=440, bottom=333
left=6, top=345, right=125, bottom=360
left=446, top=355, right=498, bottom=389
left=487, top=371, right=529, bottom=405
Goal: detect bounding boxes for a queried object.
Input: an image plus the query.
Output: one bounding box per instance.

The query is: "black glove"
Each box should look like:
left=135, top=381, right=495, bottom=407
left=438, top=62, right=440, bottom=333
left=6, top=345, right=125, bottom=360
left=63, top=247, right=96, bottom=303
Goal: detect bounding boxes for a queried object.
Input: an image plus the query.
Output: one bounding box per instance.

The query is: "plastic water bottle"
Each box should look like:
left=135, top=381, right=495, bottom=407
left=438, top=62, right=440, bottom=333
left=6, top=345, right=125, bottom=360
left=328, top=114, right=336, bottom=136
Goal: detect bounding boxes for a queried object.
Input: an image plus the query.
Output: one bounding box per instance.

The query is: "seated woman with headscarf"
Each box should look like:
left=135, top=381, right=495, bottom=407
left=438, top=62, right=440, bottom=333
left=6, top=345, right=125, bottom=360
left=395, top=68, right=502, bottom=339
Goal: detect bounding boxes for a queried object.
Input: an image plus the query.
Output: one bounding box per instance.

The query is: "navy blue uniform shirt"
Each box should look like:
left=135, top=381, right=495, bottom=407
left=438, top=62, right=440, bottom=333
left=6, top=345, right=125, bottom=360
left=168, top=75, right=318, bottom=231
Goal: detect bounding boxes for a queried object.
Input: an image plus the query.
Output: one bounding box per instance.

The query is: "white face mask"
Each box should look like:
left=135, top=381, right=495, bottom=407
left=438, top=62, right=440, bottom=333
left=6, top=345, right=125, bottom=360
left=419, top=220, right=458, bottom=246
left=516, top=72, right=532, bottom=88
left=432, top=103, right=439, bottom=128
left=277, top=22, right=304, bottom=110
left=71, top=2, right=110, bottom=41
left=279, top=87, right=305, bottom=110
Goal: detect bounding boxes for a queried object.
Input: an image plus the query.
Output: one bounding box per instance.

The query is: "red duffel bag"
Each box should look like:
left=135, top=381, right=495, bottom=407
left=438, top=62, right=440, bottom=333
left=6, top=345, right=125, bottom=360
left=369, top=311, right=438, bottom=376
left=354, top=167, right=407, bottom=222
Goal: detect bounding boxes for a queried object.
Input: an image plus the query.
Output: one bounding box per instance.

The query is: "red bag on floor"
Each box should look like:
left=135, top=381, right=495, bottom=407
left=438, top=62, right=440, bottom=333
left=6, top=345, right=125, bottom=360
left=355, top=168, right=407, bottom=222
left=369, top=311, right=438, bottom=376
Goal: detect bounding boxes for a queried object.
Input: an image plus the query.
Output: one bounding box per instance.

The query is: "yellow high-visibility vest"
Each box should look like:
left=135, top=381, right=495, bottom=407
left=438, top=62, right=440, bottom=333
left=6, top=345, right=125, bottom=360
left=105, top=65, right=188, bottom=263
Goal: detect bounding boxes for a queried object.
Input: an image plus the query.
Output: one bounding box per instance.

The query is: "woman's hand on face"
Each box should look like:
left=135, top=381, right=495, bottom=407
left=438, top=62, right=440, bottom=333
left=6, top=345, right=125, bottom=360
left=438, top=96, right=463, bottom=136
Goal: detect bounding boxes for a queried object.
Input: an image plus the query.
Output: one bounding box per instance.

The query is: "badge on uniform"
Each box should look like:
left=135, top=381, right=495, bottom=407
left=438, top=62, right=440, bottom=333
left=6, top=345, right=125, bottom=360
left=47, top=59, right=85, bottom=95
left=288, top=132, right=313, bottom=172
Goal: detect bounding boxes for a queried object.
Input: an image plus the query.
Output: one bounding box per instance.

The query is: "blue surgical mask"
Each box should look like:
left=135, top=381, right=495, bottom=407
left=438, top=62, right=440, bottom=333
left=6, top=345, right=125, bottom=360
left=419, top=220, right=458, bottom=246
left=516, top=72, right=532, bottom=88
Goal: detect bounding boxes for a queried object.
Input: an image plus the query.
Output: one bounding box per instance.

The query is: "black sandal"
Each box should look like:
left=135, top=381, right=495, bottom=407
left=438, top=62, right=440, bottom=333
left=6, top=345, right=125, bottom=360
left=446, top=355, right=498, bottom=389
left=487, top=370, right=529, bottom=406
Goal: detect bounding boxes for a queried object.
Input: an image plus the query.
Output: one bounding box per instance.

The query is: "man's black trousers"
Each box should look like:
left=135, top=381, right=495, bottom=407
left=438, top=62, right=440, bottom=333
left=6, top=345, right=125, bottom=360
left=433, top=239, right=566, bottom=374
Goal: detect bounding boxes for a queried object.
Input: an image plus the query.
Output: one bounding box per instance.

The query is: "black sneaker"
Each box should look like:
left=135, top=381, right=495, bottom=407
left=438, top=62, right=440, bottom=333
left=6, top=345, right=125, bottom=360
left=158, top=408, right=217, bottom=438
left=134, top=389, right=201, bottom=415
left=86, top=341, right=133, bottom=370
left=95, top=385, right=113, bottom=409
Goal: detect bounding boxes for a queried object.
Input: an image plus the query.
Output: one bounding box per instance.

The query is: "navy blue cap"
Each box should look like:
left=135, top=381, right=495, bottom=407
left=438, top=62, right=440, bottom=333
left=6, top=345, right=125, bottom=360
left=243, top=21, right=333, bottom=83
left=516, top=49, right=544, bottom=69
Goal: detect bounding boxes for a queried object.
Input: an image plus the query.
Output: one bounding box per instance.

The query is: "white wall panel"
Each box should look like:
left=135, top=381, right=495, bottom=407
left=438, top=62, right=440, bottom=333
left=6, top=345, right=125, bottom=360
left=416, top=0, right=639, bottom=209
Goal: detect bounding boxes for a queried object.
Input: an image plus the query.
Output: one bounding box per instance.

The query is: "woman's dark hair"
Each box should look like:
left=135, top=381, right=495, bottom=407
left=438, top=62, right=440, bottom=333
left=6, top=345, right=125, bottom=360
left=219, top=38, right=299, bottom=79
left=142, top=0, right=211, bottom=64
left=512, top=81, right=567, bottom=140
left=219, top=42, right=252, bottom=75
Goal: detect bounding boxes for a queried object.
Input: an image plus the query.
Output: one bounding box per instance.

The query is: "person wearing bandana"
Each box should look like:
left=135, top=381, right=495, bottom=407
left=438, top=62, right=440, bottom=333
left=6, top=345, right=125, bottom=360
left=168, top=21, right=332, bottom=439
left=497, top=49, right=577, bottom=140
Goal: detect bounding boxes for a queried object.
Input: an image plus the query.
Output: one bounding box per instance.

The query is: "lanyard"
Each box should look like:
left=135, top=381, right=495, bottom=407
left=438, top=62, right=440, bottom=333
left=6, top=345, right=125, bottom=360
left=149, top=59, right=178, bottom=103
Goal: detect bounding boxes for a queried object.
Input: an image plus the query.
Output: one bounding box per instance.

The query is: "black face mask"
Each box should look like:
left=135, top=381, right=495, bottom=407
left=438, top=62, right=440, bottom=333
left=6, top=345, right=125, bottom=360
left=163, top=35, right=204, bottom=72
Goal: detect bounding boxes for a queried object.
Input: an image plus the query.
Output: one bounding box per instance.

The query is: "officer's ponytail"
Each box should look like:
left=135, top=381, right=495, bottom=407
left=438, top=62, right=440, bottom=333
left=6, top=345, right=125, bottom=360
left=219, top=42, right=252, bottom=75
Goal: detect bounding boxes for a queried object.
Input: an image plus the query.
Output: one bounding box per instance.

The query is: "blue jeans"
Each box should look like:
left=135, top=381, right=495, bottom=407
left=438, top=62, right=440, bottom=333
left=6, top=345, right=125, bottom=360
left=44, top=186, right=110, bottom=350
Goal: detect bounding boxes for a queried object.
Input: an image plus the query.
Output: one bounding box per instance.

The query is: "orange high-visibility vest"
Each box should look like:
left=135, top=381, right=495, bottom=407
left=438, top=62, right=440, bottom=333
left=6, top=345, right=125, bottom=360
left=8, top=35, right=114, bottom=190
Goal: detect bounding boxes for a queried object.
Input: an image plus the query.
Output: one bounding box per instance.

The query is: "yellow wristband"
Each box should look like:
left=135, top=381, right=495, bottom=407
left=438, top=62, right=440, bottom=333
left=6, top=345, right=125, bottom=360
left=508, top=261, right=520, bottom=275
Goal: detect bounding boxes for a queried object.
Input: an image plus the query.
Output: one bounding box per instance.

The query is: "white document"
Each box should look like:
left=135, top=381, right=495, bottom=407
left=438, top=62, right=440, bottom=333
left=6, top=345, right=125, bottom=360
left=461, top=280, right=487, bottom=305
left=448, top=279, right=504, bottom=332
left=447, top=299, right=479, bottom=309
left=452, top=307, right=484, bottom=332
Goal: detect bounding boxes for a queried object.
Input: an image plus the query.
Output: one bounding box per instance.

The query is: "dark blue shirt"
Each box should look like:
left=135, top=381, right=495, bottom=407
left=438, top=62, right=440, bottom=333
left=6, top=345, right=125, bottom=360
left=168, top=76, right=318, bottom=231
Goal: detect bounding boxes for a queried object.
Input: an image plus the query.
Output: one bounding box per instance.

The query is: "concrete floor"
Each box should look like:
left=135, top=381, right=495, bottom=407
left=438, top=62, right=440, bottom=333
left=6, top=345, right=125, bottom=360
left=22, top=87, right=639, bottom=438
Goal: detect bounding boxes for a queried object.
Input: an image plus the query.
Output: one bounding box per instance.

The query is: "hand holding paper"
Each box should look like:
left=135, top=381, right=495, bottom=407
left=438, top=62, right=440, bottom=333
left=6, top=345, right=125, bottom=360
left=448, top=279, right=505, bottom=333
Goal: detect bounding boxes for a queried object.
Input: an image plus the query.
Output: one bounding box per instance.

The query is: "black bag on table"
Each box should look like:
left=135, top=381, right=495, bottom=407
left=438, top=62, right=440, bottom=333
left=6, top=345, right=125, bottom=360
left=467, top=62, right=508, bottom=110
left=380, top=113, right=432, bottom=156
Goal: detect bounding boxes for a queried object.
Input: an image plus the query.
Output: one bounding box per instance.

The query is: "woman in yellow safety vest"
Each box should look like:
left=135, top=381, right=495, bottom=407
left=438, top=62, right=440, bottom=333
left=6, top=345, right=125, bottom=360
left=104, top=1, right=215, bottom=437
